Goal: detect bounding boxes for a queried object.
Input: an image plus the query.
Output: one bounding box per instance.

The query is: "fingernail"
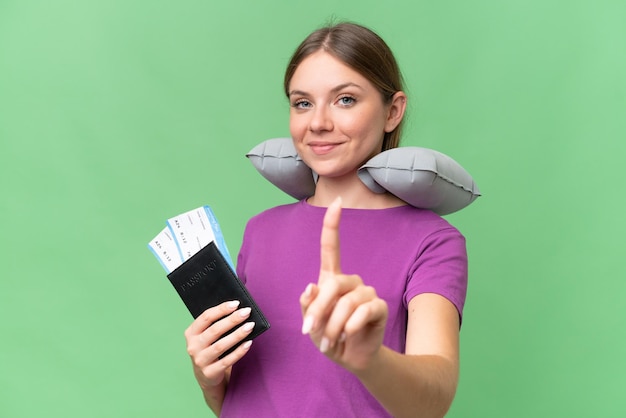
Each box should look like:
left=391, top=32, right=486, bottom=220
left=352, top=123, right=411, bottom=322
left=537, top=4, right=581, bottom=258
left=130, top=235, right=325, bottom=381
left=242, top=321, right=255, bottom=332
left=238, top=307, right=252, bottom=317
left=339, top=332, right=347, bottom=343
left=320, top=337, right=330, bottom=353
left=304, top=283, right=313, bottom=298
left=227, top=300, right=241, bottom=309
left=242, top=340, right=253, bottom=350
left=302, top=315, right=314, bottom=334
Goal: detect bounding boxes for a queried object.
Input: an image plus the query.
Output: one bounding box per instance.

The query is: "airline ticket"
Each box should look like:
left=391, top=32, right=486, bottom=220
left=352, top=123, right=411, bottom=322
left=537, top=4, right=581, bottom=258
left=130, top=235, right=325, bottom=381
left=148, top=205, right=234, bottom=273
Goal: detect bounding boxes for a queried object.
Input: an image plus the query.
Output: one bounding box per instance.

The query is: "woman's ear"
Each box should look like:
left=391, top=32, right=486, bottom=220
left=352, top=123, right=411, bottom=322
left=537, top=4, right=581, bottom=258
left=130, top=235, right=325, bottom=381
left=384, top=91, right=407, bottom=133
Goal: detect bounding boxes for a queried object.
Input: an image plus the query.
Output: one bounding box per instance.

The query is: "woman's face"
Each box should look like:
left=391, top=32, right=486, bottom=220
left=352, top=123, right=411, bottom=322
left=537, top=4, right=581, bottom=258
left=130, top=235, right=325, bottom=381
left=288, top=51, right=396, bottom=179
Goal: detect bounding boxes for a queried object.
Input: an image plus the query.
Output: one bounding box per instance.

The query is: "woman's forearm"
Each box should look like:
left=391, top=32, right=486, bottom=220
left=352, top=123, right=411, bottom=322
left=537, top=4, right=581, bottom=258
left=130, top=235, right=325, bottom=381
left=194, top=368, right=228, bottom=415
left=203, top=386, right=226, bottom=415
left=354, top=347, right=459, bottom=418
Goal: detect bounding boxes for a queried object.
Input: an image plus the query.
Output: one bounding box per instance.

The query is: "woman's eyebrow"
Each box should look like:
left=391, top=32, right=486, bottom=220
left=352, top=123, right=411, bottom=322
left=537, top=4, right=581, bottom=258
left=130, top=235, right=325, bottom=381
left=288, top=89, right=307, bottom=97
left=330, top=82, right=363, bottom=94
left=288, top=82, right=364, bottom=98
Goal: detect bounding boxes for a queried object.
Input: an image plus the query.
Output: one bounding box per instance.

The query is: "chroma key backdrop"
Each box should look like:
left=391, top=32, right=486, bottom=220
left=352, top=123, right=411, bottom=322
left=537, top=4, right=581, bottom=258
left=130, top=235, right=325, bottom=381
left=1, top=1, right=625, bottom=417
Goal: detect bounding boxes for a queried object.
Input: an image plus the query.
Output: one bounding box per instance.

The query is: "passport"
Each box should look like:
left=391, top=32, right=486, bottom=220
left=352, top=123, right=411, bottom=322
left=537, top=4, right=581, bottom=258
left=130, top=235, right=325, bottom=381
left=148, top=205, right=270, bottom=356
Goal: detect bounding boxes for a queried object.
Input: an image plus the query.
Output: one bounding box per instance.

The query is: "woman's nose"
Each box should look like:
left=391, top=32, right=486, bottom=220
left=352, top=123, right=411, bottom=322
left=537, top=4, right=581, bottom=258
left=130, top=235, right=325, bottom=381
left=309, top=105, right=333, bottom=132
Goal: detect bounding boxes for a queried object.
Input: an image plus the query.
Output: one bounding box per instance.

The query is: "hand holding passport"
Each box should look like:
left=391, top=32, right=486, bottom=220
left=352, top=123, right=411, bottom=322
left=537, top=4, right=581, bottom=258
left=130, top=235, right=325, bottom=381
left=148, top=206, right=270, bottom=355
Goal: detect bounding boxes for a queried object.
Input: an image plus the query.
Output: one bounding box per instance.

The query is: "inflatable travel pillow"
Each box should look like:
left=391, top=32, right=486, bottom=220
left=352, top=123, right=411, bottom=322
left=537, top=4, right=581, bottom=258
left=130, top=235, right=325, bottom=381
left=246, top=137, right=480, bottom=215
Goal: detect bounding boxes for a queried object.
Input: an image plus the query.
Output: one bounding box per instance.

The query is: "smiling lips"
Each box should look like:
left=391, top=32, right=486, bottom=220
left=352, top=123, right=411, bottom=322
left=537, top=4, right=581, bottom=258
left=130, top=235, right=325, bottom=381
left=308, top=141, right=343, bottom=155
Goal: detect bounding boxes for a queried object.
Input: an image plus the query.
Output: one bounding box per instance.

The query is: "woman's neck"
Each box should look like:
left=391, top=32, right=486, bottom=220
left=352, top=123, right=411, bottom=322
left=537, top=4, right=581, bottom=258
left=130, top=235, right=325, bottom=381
left=307, top=174, right=406, bottom=209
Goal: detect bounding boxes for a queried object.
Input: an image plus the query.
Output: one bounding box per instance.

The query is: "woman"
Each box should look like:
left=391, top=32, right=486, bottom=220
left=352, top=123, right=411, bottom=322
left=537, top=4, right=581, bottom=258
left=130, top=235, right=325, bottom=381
left=185, top=22, right=468, bottom=418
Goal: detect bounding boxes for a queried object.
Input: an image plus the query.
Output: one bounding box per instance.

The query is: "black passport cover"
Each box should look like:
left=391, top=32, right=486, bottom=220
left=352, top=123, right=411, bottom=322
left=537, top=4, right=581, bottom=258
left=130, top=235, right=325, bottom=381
left=166, top=241, right=270, bottom=356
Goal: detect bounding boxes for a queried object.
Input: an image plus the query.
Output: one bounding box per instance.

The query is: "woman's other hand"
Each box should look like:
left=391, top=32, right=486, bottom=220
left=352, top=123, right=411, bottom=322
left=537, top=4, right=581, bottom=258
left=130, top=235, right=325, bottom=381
left=184, top=301, right=255, bottom=390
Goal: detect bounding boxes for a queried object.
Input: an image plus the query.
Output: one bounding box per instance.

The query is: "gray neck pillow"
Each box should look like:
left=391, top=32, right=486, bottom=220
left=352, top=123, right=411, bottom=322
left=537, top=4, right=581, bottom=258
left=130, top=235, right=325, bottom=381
left=246, top=137, right=480, bottom=215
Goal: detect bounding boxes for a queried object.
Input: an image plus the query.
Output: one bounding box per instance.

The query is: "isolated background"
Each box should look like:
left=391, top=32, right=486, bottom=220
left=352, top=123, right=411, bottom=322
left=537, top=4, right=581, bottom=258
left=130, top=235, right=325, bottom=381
left=1, top=0, right=625, bottom=417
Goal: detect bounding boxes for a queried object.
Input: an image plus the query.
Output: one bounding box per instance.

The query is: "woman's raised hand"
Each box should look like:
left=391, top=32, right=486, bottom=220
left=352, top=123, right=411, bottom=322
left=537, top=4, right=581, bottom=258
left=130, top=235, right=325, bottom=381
left=300, top=197, right=389, bottom=372
left=184, top=301, right=255, bottom=389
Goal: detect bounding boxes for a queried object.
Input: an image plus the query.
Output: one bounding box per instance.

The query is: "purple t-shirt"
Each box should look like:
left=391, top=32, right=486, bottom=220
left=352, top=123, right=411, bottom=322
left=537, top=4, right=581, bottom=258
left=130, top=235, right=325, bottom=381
left=221, top=200, right=467, bottom=417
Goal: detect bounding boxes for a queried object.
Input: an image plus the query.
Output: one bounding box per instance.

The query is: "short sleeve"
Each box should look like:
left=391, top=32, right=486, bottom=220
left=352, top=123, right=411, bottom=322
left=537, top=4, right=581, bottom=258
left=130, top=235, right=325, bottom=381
left=404, top=227, right=468, bottom=321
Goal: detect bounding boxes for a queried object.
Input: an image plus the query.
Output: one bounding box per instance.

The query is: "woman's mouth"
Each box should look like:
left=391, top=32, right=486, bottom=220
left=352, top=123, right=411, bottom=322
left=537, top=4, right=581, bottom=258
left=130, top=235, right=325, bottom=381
left=309, top=142, right=341, bottom=155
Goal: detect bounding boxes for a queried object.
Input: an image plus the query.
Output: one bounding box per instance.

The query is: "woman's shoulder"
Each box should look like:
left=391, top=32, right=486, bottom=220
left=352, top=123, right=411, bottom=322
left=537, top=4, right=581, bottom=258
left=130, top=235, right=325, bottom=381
left=246, top=200, right=311, bottom=227
left=251, top=199, right=306, bottom=217
left=344, top=204, right=457, bottom=226
left=354, top=205, right=466, bottom=242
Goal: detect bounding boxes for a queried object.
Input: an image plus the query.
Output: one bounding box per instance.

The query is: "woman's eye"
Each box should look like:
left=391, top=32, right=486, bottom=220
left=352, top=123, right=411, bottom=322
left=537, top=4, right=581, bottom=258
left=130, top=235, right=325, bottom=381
left=293, top=100, right=312, bottom=109
left=338, top=96, right=356, bottom=106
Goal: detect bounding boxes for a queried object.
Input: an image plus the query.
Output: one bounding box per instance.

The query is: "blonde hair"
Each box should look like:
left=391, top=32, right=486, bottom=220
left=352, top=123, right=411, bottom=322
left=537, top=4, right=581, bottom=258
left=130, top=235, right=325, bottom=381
left=284, top=22, right=406, bottom=151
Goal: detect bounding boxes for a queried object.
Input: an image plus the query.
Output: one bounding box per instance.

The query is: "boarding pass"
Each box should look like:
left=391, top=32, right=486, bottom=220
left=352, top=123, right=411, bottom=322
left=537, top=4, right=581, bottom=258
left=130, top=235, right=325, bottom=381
left=148, top=205, right=234, bottom=273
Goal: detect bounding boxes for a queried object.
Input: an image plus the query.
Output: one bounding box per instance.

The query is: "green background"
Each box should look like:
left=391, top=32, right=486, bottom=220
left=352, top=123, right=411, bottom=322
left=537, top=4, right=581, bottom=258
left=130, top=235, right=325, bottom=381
left=1, top=0, right=624, bottom=417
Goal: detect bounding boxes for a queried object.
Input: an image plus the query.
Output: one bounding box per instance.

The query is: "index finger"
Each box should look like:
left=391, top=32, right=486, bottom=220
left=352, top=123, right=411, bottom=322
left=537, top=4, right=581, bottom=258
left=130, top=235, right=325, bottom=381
left=319, top=196, right=343, bottom=278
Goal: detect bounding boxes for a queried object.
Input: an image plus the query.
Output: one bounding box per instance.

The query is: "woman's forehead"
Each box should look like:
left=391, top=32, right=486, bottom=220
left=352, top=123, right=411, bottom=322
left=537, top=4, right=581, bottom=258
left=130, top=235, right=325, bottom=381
left=289, top=51, right=373, bottom=94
